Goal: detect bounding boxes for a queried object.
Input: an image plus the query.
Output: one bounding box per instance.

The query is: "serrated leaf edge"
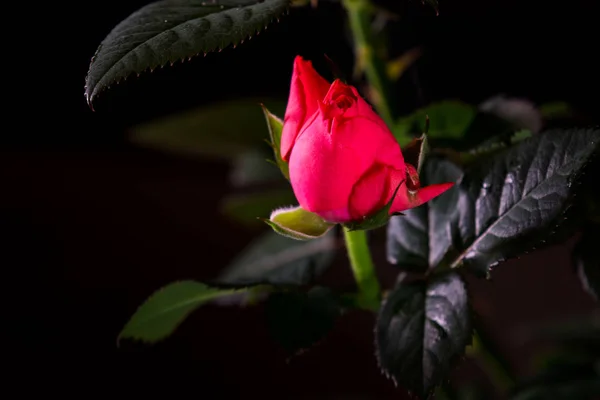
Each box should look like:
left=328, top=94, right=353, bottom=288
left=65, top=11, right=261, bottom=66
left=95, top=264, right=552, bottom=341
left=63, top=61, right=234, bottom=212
left=85, top=2, right=292, bottom=109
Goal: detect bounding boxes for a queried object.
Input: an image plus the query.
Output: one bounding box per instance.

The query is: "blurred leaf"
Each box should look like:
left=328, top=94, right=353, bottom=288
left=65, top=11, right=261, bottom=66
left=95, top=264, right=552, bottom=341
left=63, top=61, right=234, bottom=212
left=510, top=357, right=600, bottom=400
left=129, top=98, right=285, bottom=160
left=85, top=0, right=291, bottom=106
left=220, top=188, right=296, bottom=226
left=387, top=157, right=463, bottom=272
left=376, top=272, right=472, bottom=399
left=229, top=149, right=284, bottom=187
left=511, top=313, right=600, bottom=400
left=261, top=106, right=289, bottom=180
left=119, top=281, right=262, bottom=343
left=539, top=102, right=575, bottom=120
left=573, top=226, right=600, bottom=300
left=450, top=128, right=600, bottom=277
left=395, top=97, right=557, bottom=150
left=265, top=206, right=334, bottom=240
left=395, top=101, right=476, bottom=143
left=479, top=95, right=542, bottom=134
left=450, top=129, right=533, bottom=167
left=386, top=47, right=422, bottom=81
left=266, top=286, right=341, bottom=354
left=216, top=229, right=337, bottom=286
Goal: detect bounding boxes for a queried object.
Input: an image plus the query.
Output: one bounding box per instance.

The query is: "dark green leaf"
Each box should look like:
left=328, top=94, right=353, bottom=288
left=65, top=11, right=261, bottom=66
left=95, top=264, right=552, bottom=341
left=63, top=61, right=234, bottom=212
left=376, top=272, right=472, bottom=399
left=266, top=286, right=341, bottom=354
left=129, top=98, right=285, bottom=160
left=119, top=281, right=257, bottom=343
left=387, top=157, right=463, bottom=272
left=262, top=105, right=289, bottom=180
left=216, top=229, right=337, bottom=286
left=573, top=225, right=600, bottom=300
left=265, top=206, right=334, bottom=240
left=220, top=188, right=296, bottom=226
left=451, top=128, right=600, bottom=277
left=85, top=0, right=291, bottom=105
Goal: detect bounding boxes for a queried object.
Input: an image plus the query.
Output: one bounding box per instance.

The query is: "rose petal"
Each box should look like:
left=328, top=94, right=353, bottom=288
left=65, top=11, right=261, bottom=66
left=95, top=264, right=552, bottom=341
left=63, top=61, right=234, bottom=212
left=281, top=56, right=330, bottom=161
left=348, top=163, right=391, bottom=220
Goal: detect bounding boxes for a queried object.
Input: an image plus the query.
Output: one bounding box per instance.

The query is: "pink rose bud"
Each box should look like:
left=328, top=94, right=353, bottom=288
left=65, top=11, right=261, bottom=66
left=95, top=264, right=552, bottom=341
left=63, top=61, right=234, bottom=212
left=281, top=56, right=454, bottom=224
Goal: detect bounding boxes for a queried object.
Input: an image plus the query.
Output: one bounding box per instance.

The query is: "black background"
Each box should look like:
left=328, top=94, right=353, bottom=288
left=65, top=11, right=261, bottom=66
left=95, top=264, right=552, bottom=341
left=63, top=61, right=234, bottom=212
left=4, top=0, right=599, bottom=398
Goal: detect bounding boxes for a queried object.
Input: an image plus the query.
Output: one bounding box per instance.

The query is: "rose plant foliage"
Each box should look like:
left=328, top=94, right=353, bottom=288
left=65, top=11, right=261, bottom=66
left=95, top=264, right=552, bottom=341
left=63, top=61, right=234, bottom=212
left=87, top=0, right=600, bottom=398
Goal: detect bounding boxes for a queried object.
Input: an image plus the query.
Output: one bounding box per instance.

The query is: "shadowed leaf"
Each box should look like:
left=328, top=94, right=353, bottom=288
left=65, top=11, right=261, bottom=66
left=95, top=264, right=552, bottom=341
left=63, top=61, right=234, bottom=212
left=266, top=286, right=341, bottom=354
left=376, top=272, right=472, bottom=399
left=129, top=98, right=285, bottom=160
left=216, top=229, right=337, bottom=286
left=85, top=0, right=291, bottom=105
left=119, top=281, right=260, bottom=343
left=450, top=128, right=600, bottom=277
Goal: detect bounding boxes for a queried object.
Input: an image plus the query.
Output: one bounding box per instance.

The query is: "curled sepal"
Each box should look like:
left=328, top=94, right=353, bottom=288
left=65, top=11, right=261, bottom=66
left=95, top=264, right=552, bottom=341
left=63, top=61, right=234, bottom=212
left=343, top=182, right=404, bottom=232
left=261, top=105, right=289, bottom=180
left=403, top=133, right=430, bottom=176
left=263, top=206, right=334, bottom=240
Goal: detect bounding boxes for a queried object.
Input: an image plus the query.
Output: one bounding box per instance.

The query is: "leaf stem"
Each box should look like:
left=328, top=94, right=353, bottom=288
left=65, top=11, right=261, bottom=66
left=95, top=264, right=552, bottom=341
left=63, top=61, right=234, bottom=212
left=466, top=329, right=516, bottom=392
left=343, top=228, right=381, bottom=311
left=341, top=0, right=395, bottom=130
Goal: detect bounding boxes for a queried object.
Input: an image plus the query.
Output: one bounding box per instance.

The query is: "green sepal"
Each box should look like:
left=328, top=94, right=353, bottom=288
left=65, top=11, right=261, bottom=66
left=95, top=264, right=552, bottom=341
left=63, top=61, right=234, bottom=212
left=261, top=105, right=289, bottom=181
left=262, top=206, right=334, bottom=240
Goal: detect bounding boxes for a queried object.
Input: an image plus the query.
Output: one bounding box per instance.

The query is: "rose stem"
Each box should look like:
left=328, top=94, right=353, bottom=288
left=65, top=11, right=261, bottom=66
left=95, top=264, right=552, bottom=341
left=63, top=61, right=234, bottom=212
left=341, top=0, right=396, bottom=131
left=343, top=227, right=381, bottom=311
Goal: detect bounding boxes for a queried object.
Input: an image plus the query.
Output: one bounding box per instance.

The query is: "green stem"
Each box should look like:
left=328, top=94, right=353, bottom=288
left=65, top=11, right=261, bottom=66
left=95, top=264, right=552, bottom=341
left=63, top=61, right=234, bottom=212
left=341, top=0, right=395, bottom=130
left=343, top=228, right=381, bottom=311
left=466, top=329, right=516, bottom=392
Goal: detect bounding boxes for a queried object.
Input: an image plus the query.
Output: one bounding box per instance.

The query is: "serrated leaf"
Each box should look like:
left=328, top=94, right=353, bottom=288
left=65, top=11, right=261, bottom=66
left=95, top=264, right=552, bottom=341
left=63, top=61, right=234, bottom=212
left=85, top=0, right=291, bottom=105
left=129, top=98, right=285, bottom=160
left=119, top=280, right=257, bottom=343
left=220, top=187, right=296, bottom=226
left=387, top=157, right=463, bottom=272
left=573, top=225, right=600, bottom=300
left=376, top=272, right=472, bottom=399
left=216, top=229, right=337, bottom=286
left=265, top=286, right=341, bottom=354
left=450, top=128, right=600, bottom=277
left=261, top=105, right=289, bottom=180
